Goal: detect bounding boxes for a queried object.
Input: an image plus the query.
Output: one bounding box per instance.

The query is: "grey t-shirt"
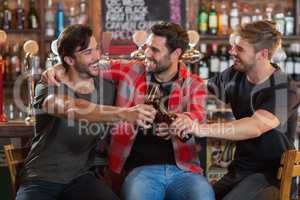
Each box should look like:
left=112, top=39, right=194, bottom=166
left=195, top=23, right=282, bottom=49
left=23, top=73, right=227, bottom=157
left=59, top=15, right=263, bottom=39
left=21, top=77, right=115, bottom=184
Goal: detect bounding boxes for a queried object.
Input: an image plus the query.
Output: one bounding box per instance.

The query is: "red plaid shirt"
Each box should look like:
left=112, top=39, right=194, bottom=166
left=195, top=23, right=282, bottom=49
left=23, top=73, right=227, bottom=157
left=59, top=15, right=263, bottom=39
left=101, top=60, right=206, bottom=174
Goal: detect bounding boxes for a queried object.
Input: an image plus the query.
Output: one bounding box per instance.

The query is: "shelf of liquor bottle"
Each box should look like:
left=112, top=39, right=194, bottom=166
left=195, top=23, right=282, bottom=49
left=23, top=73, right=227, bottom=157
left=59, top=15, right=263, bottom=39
left=3, top=29, right=41, bottom=34
left=198, top=35, right=300, bottom=44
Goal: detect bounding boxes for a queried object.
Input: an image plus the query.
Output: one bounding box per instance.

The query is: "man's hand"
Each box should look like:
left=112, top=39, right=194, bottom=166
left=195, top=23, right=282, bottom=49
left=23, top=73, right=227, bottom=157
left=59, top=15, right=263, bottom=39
left=41, top=64, right=65, bottom=86
left=170, top=114, right=198, bottom=139
left=156, top=123, right=172, bottom=140
left=122, top=104, right=157, bottom=129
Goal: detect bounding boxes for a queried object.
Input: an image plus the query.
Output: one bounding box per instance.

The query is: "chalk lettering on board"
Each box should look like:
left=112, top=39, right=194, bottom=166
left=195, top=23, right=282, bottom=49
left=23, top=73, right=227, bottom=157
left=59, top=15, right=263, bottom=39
left=102, top=0, right=186, bottom=40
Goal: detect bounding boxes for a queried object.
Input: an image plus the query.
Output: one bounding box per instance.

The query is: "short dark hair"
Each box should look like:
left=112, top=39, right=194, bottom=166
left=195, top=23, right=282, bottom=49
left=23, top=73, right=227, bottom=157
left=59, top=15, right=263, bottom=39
left=57, top=24, right=93, bottom=69
left=151, top=22, right=189, bottom=56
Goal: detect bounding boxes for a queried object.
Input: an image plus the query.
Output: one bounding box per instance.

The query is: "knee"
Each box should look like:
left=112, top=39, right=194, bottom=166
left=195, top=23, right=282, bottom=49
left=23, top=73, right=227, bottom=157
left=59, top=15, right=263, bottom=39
left=191, top=176, right=215, bottom=200
left=121, top=170, right=144, bottom=198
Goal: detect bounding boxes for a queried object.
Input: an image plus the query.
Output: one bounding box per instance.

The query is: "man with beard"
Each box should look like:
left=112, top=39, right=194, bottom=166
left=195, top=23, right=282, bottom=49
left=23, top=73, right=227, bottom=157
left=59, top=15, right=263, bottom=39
left=41, top=22, right=214, bottom=200
left=16, top=25, right=156, bottom=200
left=110, top=22, right=214, bottom=200
left=171, top=20, right=300, bottom=200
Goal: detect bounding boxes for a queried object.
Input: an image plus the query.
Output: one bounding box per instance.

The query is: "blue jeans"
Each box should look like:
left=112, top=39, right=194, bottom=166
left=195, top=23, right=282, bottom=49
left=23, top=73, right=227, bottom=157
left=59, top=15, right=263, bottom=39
left=214, top=172, right=279, bottom=200
left=16, top=180, right=65, bottom=200
left=122, top=165, right=215, bottom=200
left=16, top=173, right=119, bottom=200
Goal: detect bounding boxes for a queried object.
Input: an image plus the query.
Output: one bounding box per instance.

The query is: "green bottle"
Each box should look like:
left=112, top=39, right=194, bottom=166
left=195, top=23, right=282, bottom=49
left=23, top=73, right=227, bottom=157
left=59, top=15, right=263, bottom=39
left=197, top=2, right=208, bottom=35
left=208, top=1, right=218, bottom=35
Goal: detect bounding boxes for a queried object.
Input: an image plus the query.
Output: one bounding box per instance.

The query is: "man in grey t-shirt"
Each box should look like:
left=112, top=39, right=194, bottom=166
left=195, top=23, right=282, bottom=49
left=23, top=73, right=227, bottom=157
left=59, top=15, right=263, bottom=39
left=16, top=25, right=156, bottom=200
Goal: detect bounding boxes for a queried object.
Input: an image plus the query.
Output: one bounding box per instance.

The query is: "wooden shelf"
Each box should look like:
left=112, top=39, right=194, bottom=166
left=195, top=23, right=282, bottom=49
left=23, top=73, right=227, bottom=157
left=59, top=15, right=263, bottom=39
left=4, top=29, right=41, bottom=34
left=198, top=35, right=300, bottom=44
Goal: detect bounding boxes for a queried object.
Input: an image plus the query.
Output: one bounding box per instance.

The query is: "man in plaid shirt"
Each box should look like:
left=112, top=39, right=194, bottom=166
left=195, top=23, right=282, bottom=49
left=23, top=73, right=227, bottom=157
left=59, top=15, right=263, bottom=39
left=107, top=22, right=214, bottom=200
left=42, top=22, right=214, bottom=200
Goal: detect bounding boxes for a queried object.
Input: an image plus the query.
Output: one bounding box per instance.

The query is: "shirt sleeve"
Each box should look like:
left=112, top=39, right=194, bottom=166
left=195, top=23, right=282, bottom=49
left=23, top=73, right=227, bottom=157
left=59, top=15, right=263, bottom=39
left=254, top=80, right=300, bottom=125
left=207, top=67, right=234, bottom=103
left=33, top=83, right=53, bottom=110
left=33, top=83, right=67, bottom=112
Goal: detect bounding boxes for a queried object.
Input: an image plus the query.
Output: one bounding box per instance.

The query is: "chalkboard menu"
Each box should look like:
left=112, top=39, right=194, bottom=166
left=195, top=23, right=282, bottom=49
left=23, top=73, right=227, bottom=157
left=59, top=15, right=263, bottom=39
left=102, top=0, right=186, bottom=40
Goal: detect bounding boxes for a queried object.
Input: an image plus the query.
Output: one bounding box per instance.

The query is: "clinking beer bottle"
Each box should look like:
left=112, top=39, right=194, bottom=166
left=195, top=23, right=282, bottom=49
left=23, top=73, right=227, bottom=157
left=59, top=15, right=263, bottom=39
left=144, top=84, right=177, bottom=125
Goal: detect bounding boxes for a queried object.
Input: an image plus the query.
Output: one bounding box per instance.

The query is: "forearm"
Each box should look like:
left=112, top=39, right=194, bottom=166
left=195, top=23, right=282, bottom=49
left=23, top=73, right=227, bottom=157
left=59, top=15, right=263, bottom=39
left=196, top=117, right=263, bottom=141
left=67, top=101, right=127, bottom=122
left=43, top=94, right=127, bottom=123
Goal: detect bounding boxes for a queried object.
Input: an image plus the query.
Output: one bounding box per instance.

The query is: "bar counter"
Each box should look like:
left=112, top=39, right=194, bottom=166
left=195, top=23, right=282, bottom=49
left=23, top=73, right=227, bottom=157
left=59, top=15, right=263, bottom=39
left=1, top=119, right=300, bottom=138
left=0, top=121, right=34, bottom=138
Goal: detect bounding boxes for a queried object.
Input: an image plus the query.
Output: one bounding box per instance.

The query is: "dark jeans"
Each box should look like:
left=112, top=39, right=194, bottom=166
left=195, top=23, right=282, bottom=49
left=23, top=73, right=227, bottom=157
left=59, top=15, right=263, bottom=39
left=16, top=173, right=119, bottom=200
left=213, top=171, right=279, bottom=200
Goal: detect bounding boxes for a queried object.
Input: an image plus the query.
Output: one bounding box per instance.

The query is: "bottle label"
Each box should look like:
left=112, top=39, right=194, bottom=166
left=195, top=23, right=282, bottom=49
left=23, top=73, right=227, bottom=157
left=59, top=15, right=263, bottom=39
left=241, top=16, right=251, bottom=25
left=46, top=28, right=55, bottom=37
left=230, top=17, right=239, bottom=30
left=31, top=16, right=38, bottom=28
left=285, top=62, right=294, bottom=74
left=275, top=20, right=285, bottom=34
left=285, top=19, right=294, bottom=35
left=199, top=12, right=208, bottom=32
left=199, top=66, right=209, bottom=79
left=209, top=15, right=217, bottom=28
left=294, top=62, right=300, bottom=74
left=210, top=58, right=220, bottom=72
left=219, top=15, right=228, bottom=26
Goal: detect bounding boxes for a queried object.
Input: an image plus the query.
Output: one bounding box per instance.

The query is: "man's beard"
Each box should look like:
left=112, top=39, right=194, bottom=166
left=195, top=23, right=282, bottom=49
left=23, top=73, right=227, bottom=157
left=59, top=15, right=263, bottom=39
left=146, top=57, right=171, bottom=75
left=76, top=60, right=99, bottom=78
left=233, top=56, right=255, bottom=73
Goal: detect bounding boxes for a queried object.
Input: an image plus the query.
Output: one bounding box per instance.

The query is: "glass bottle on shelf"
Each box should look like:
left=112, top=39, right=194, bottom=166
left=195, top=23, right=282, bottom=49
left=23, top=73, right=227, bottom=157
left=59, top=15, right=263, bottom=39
left=78, top=0, right=88, bottom=25
left=265, top=4, right=273, bottom=21
left=219, top=45, right=229, bottom=72
left=218, top=0, right=229, bottom=35
left=10, top=42, right=21, bottom=79
left=209, top=43, right=220, bottom=77
left=45, top=0, right=55, bottom=37
left=55, top=3, right=65, bottom=38
left=0, top=4, right=3, bottom=28
left=293, top=44, right=300, bottom=81
left=197, top=2, right=208, bottom=35
left=285, top=47, right=294, bottom=78
left=274, top=7, right=285, bottom=35
left=3, top=0, right=12, bottom=30
left=16, top=0, right=25, bottom=30
left=5, top=44, right=13, bottom=82
left=285, top=9, right=294, bottom=36
left=240, top=3, right=251, bottom=25
left=230, top=1, right=239, bottom=32
left=28, top=0, right=39, bottom=29
left=69, top=6, right=77, bottom=26
left=252, top=5, right=263, bottom=22
left=208, top=1, right=218, bottom=35
left=198, top=44, right=209, bottom=79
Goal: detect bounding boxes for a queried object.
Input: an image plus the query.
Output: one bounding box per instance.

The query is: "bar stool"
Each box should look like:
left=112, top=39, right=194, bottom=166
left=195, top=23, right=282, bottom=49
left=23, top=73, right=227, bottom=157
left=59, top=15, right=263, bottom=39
left=277, top=150, right=300, bottom=200
left=3, top=144, right=30, bottom=199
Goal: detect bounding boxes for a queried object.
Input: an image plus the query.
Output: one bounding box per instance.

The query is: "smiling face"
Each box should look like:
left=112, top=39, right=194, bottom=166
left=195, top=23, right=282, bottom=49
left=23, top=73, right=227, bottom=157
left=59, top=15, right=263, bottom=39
left=71, top=36, right=100, bottom=78
left=229, top=36, right=258, bottom=73
left=144, top=34, right=173, bottom=74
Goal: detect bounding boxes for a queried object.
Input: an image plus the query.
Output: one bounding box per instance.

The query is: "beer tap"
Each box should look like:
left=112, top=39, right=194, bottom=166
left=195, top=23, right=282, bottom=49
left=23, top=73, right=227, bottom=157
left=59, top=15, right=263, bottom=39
left=23, top=40, right=39, bottom=124
left=130, top=30, right=148, bottom=60
left=181, top=30, right=203, bottom=64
